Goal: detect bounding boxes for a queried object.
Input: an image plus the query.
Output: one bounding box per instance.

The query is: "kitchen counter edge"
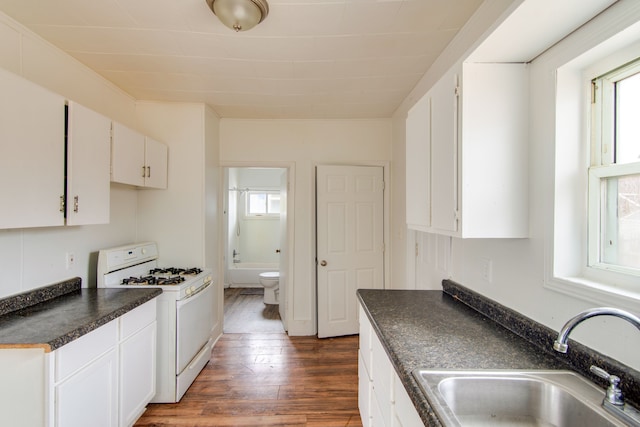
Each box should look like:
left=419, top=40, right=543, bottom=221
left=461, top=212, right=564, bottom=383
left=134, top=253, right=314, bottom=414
left=0, top=277, right=162, bottom=352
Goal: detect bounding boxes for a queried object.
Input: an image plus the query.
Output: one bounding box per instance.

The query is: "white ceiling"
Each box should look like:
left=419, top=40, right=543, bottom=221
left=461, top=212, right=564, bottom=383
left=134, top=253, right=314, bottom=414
left=0, top=0, right=484, bottom=119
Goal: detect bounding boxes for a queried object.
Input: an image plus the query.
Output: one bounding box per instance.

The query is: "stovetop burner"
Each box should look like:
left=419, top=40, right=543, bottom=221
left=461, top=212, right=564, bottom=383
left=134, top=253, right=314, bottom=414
left=121, top=267, right=203, bottom=286
left=149, top=267, right=203, bottom=276
left=122, top=275, right=186, bottom=286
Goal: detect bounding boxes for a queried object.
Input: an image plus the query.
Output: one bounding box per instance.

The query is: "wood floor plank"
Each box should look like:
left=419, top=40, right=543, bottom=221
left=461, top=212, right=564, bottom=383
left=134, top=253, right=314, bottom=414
left=134, top=289, right=363, bottom=427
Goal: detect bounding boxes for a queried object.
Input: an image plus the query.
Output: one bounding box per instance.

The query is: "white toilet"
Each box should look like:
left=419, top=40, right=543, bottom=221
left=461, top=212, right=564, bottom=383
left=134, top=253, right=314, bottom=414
left=258, top=272, right=279, bottom=305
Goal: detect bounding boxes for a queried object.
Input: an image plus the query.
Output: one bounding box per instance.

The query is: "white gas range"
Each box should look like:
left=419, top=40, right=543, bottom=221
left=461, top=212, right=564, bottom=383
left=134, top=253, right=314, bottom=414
left=97, top=242, right=215, bottom=403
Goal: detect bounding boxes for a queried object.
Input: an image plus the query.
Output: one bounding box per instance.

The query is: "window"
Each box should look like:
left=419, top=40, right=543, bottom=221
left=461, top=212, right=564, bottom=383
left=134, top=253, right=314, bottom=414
left=246, top=191, right=280, bottom=217
left=589, top=60, right=640, bottom=276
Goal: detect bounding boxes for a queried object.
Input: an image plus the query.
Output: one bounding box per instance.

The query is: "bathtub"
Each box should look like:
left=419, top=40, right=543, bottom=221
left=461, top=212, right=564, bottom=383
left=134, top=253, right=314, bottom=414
left=227, top=262, right=279, bottom=287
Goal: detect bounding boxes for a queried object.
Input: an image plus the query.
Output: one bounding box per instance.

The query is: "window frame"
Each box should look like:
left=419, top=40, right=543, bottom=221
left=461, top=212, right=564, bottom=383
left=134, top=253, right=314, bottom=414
left=546, top=27, right=640, bottom=312
left=588, top=59, right=640, bottom=278
left=244, top=191, right=280, bottom=219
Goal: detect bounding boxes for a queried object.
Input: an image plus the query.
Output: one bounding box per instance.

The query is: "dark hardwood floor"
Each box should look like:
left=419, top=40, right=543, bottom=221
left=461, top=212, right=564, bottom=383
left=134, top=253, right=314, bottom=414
left=134, top=288, right=363, bottom=427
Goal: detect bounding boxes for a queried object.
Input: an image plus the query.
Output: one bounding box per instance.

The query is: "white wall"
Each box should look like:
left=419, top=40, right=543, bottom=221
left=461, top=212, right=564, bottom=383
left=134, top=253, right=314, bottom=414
left=0, top=12, right=139, bottom=296
left=220, top=119, right=392, bottom=335
left=393, top=0, right=640, bottom=370
left=135, top=102, right=215, bottom=268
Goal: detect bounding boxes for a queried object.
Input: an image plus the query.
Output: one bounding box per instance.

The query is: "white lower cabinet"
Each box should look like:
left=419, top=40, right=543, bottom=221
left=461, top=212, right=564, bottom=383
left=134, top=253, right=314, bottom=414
left=393, top=373, right=425, bottom=427
left=51, top=299, right=157, bottom=427
left=359, top=305, right=423, bottom=427
left=0, top=299, right=158, bottom=427
left=119, top=302, right=157, bottom=427
left=55, top=348, right=118, bottom=427
left=359, top=352, right=373, bottom=427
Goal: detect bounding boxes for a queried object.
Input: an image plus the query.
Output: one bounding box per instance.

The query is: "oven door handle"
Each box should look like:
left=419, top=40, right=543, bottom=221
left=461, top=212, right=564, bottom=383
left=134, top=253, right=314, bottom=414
left=177, top=279, right=212, bottom=305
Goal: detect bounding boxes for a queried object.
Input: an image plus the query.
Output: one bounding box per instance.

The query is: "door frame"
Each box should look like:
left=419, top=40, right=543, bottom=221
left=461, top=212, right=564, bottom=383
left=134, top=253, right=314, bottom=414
left=221, top=161, right=295, bottom=333
left=314, top=162, right=390, bottom=334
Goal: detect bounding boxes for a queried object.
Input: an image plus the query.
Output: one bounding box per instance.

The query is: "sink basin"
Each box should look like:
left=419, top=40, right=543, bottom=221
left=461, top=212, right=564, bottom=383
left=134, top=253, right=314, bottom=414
left=412, top=370, right=627, bottom=427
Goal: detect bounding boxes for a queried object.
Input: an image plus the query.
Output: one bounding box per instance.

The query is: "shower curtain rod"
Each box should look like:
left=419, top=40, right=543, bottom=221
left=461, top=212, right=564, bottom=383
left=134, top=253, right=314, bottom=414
left=227, top=186, right=279, bottom=192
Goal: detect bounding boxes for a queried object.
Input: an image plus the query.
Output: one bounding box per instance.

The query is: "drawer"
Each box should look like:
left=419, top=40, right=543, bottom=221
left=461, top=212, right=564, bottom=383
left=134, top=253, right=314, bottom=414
left=55, top=320, right=118, bottom=382
left=393, top=372, right=424, bottom=427
left=120, top=299, right=157, bottom=340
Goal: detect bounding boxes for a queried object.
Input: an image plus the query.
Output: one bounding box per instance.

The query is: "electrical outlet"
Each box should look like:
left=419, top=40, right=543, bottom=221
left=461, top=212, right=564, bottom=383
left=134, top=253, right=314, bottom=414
left=481, top=258, right=493, bottom=283
left=66, top=252, right=75, bottom=270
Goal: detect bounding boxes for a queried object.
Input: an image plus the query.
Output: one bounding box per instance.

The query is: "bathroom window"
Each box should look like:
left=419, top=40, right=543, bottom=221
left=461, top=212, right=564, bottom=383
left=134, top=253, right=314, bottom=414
left=589, top=59, right=640, bottom=276
left=246, top=191, right=280, bottom=217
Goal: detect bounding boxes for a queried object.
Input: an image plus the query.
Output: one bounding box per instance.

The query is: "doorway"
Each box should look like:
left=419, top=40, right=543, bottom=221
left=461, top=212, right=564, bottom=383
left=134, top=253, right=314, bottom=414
left=222, top=166, right=293, bottom=333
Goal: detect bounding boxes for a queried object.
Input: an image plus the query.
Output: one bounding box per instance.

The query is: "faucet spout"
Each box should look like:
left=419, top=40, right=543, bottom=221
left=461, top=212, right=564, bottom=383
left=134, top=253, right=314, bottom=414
left=553, top=307, right=640, bottom=353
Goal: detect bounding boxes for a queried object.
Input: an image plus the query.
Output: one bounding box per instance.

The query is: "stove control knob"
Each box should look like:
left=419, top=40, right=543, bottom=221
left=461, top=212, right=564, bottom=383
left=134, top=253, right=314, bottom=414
left=186, top=287, right=192, bottom=296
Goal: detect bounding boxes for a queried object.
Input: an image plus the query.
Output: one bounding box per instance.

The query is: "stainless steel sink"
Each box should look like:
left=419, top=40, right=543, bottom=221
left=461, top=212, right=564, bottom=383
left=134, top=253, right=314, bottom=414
left=412, top=370, right=628, bottom=427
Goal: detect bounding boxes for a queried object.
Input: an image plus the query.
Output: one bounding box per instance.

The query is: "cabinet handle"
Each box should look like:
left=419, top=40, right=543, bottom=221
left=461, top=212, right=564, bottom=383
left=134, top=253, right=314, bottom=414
left=59, top=196, right=65, bottom=213
left=142, top=166, right=146, bottom=178
left=73, top=196, right=79, bottom=213
left=147, top=166, right=151, bottom=178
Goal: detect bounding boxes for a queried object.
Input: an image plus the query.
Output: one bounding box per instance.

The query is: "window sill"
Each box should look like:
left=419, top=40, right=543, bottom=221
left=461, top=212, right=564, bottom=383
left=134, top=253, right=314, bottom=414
left=545, top=276, right=640, bottom=312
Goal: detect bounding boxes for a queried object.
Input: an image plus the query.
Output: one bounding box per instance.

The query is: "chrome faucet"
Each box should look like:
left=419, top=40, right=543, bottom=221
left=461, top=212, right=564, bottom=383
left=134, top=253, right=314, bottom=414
left=553, top=307, right=640, bottom=426
left=553, top=307, right=640, bottom=353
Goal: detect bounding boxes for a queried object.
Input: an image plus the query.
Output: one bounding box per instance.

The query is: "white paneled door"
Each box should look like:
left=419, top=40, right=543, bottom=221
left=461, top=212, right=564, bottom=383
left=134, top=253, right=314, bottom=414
left=316, top=165, right=384, bottom=338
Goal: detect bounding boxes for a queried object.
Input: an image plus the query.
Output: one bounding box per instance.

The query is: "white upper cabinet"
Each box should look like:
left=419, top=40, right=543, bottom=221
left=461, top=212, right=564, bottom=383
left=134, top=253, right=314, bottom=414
left=405, top=93, right=431, bottom=232
left=458, top=62, right=529, bottom=238
left=0, top=67, right=66, bottom=228
left=111, top=122, right=146, bottom=187
left=143, top=137, right=168, bottom=189
left=406, top=62, right=529, bottom=238
left=430, top=66, right=460, bottom=235
left=66, top=102, right=111, bottom=225
left=111, top=122, right=168, bottom=189
left=0, top=69, right=114, bottom=229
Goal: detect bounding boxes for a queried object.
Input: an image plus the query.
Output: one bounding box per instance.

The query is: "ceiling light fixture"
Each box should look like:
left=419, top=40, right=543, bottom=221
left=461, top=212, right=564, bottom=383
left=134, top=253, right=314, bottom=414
left=206, top=0, right=269, bottom=32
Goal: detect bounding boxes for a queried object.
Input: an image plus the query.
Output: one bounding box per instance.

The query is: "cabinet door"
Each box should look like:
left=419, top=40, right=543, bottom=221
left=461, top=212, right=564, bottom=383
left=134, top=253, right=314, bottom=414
left=111, top=122, right=145, bottom=186
left=430, top=67, right=459, bottom=234
left=55, top=348, right=118, bottom=427
left=372, top=333, right=394, bottom=427
left=358, top=306, right=373, bottom=426
left=120, top=321, right=157, bottom=427
left=393, top=373, right=424, bottom=427
left=0, top=68, right=65, bottom=228
left=459, top=62, right=529, bottom=238
left=406, top=94, right=431, bottom=231
left=66, top=102, right=111, bottom=225
left=144, top=137, right=168, bottom=189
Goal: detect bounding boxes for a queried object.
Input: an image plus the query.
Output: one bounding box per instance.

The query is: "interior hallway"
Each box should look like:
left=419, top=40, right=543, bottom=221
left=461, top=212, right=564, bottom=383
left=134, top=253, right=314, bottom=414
left=134, top=288, right=363, bottom=426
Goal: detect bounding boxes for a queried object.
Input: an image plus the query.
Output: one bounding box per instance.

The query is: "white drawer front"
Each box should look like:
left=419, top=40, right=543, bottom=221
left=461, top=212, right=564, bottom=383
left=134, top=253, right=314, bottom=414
left=55, top=320, right=118, bottom=382
left=120, top=299, right=157, bottom=340
left=393, top=372, right=424, bottom=427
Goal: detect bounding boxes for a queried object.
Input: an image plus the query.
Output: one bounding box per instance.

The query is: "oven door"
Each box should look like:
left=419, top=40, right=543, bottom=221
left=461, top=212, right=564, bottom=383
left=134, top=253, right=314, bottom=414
left=175, top=280, right=214, bottom=375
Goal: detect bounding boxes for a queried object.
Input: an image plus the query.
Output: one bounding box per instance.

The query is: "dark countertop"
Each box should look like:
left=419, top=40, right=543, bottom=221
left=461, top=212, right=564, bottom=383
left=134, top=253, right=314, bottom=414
left=357, top=281, right=640, bottom=426
left=0, top=277, right=162, bottom=353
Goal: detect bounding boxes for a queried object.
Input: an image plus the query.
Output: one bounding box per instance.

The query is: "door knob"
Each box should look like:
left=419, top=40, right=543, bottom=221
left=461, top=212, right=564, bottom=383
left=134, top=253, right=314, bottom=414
left=320, top=260, right=327, bottom=266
